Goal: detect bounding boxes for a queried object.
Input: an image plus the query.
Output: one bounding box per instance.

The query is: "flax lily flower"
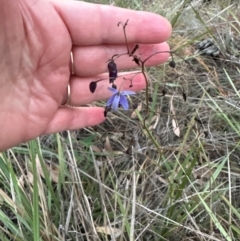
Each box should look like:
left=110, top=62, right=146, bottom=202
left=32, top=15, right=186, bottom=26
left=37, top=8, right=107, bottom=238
left=106, top=87, right=136, bottom=111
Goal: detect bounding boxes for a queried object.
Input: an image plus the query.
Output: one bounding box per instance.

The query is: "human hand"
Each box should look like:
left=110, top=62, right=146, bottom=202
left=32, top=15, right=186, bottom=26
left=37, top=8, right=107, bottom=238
left=0, top=0, right=171, bottom=151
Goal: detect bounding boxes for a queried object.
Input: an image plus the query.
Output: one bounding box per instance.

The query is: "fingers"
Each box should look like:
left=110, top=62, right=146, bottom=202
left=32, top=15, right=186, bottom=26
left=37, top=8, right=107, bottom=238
left=52, top=1, right=172, bottom=45
left=48, top=71, right=146, bottom=134
left=68, top=72, right=146, bottom=106
left=49, top=72, right=146, bottom=135
left=45, top=107, right=105, bottom=134
left=73, top=42, right=170, bottom=77
left=48, top=72, right=146, bottom=134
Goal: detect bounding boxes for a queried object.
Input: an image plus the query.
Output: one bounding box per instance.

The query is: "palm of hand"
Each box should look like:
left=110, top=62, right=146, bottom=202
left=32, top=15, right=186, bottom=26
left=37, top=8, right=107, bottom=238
left=2, top=0, right=71, bottom=148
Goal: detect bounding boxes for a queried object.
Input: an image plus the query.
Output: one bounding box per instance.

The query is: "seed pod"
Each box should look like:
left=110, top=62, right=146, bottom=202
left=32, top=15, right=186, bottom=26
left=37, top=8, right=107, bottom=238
left=169, top=60, right=176, bottom=68
left=121, top=133, right=125, bottom=140
left=204, top=131, right=209, bottom=138
left=183, top=92, right=187, bottom=101
left=108, top=60, right=117, bottom=83
left=132, top=103, right=138, bottom=109
left=109, top=69, right=117, bottom=83
left=133, top=57, right=140, bottom=66
left=104, top=105, right=112, bottom=117
left=108, top=60, right=116, bottom=71
left=112, top=83, right=117, bottom=89
left=89, top=81, right=97, bottom=93
left=194, top=117, right=203, bottom=125
left=131, top=44, right=139, bottom=55
left=162, top=88, right=167, bottom=96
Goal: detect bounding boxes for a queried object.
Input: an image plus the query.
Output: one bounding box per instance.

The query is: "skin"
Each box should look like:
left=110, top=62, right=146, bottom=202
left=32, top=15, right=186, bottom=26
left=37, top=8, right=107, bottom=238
left=0, top=0, right=172, bottom=151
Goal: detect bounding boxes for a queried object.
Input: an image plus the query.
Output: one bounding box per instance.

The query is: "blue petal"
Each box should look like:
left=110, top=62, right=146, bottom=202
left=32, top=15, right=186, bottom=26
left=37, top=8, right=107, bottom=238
left=108, top=87, right=118, bottom=94
left=119, top=95, right=129, bottom=110
left=112, top=94, right=120, bottom=110
left=121, top=90, right=136, bottom=95
left=106, top=94, right=116, bottom=106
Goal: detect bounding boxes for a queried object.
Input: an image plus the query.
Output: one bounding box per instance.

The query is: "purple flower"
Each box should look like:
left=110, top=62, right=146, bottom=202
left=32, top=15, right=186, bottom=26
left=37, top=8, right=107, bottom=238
left=107, top=87, right=136, bottom=111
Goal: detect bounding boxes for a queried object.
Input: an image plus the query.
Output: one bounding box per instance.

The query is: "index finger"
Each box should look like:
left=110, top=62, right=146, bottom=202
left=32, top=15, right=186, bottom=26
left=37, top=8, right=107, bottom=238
left=52, top=1, right=172, bottom=45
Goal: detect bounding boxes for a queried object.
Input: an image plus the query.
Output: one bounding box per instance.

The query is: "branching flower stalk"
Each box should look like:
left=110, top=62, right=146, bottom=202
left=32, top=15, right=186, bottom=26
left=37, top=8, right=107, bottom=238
left=89, top=19, right=188, bottom=153
left=115, top=20, right=167, bottom=152
left=116, top=20, right=189, bottom=114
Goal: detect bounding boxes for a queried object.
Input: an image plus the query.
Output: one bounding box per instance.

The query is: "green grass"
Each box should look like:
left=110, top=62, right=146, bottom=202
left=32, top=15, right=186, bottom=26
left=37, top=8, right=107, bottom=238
left=1, top=0, right=240, bottom=240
